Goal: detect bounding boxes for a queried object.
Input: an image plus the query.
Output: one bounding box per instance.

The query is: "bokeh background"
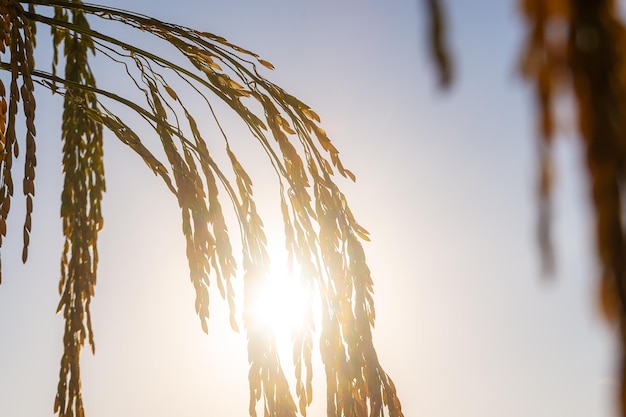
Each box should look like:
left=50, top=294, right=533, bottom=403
left=0, top=1, right=617, bottom=416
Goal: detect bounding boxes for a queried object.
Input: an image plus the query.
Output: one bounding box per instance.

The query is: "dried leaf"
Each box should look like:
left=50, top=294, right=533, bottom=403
left=259, top=59, right=275, bottom=70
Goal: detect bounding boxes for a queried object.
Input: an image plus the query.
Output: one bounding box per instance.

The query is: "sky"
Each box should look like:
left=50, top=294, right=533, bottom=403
left=0, top=1, right=619, bottom=416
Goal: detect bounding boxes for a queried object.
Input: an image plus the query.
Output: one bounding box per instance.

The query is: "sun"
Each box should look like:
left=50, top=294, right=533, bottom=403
left=247, top=260, right=312, bottom=340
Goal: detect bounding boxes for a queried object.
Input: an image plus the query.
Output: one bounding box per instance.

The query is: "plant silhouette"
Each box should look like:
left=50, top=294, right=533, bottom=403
left=0, top=1, right=402, bottom=417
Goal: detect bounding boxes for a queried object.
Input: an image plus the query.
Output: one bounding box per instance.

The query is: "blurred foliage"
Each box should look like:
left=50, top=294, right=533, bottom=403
left=518, top=1, right=626, bottom=415
left=429, top=0, right=626, bottom=415
left=0, top=1, right=403, bottom=417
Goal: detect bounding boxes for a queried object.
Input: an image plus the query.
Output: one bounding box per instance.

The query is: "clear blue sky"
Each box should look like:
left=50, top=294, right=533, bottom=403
left=0, top=1, right=617, bottom=416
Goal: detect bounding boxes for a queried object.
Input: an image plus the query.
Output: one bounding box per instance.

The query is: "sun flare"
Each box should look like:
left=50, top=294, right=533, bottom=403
left=248, top=264, right=311, bottom=338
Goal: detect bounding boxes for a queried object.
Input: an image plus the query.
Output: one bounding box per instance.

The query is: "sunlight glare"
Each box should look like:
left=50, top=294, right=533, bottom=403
left=248, top=252, right=313, bottom=340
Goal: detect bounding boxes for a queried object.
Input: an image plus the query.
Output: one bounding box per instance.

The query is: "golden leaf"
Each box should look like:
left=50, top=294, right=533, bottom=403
left=355, top=225, right=370, bottom=241
left=302, top=107, right=320, bottom=123
left=164, top=85, right=178, bottom=100
left=259, top=59, right=275, bottom=70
